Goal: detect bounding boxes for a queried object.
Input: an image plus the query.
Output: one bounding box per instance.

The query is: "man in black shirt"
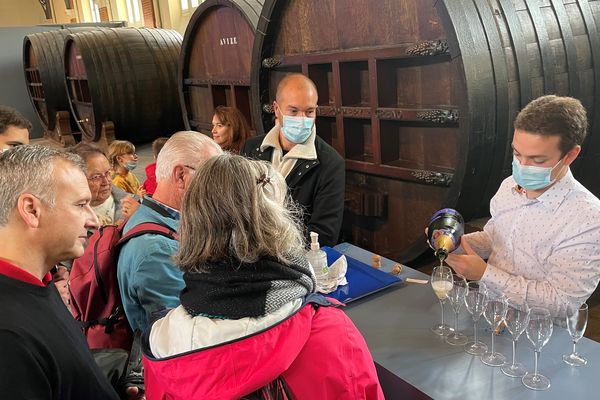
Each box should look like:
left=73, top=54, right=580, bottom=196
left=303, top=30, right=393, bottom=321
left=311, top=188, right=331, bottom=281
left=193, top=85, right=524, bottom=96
left=0, top=145, right=120, bottom=399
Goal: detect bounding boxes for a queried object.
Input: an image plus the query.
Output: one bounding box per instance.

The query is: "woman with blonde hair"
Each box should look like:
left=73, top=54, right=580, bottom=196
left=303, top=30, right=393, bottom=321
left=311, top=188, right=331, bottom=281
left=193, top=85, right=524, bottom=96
left=142, top=154, right=383, bottom=399
left=107, top=140, right=145, bottom=197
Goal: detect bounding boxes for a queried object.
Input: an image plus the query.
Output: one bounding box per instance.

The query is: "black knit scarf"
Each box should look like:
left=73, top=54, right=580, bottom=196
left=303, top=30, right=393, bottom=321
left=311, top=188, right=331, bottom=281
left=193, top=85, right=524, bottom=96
left=180, top=254, right=316, bottom=319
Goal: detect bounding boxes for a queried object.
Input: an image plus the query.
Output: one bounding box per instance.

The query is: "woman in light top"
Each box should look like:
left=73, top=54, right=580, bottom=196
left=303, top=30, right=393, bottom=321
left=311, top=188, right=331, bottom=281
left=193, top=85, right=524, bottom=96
left=107, top=140, right=145, bottom=197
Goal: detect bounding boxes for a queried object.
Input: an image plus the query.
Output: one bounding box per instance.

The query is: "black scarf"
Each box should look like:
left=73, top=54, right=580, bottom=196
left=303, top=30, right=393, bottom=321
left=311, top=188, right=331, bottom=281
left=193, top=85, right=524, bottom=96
left=180, top=254, right=316, bottom=320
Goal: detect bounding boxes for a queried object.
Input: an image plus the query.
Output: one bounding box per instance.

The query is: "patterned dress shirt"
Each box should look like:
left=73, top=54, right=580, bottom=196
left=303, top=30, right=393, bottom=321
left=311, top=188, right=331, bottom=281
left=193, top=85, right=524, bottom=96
left=463, top=170, right=600, bottom=317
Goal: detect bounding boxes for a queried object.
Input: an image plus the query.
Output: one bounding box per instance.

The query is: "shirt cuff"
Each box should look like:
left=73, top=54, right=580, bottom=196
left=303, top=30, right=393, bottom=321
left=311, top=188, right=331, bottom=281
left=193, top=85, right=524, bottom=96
left=480, top=263, right=510, bottom=293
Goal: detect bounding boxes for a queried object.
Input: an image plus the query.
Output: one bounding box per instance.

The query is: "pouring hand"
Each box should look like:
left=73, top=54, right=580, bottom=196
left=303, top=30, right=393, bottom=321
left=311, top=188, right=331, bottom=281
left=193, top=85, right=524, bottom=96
left=445, top=237, right=487, bottom=280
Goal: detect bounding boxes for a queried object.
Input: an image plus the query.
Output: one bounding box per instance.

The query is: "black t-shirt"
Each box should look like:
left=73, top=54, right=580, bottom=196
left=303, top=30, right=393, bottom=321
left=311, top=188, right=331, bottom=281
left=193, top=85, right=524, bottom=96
left=0, top=274, right=119, bottom=400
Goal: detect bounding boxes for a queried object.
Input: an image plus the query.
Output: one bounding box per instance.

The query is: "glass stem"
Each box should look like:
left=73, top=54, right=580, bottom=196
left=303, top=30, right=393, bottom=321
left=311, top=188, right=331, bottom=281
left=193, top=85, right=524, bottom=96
left=572, top=341, right=577, bottom=355
left=454, top=310, right=459, bottom=334
left=473, top=321, right=478, bottom=343
left=440, top=300, right=444, bottom=326
left=511, top=339, right=517, bottom=367
left=490, top=329, right=495, bottom=353
left=534, top=351, right=540, bottom=376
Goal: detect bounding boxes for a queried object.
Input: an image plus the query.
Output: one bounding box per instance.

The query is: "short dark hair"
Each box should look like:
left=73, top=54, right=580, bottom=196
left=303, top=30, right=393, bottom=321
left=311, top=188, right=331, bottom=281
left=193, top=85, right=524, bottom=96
left=68, top=142, right=106, bottom=163
left=152, top=137, right=169, bottom=159
left=0, top=106, right=32, bottom=134
left=213, top=106, right=251, bottom=153
left=514, top=95, right=587, bottom=155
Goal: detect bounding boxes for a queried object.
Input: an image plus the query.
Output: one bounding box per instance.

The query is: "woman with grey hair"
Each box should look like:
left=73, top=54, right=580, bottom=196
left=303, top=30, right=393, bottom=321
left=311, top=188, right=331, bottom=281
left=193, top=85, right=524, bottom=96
left=142, top=154, right=383, bottom=399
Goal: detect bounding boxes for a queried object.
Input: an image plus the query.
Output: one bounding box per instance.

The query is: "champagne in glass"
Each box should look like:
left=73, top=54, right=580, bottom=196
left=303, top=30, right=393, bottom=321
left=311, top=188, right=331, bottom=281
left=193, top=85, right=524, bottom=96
left=563, top=302, right=588, bottom=366
left=446, top=274, right=468, bottom=346
left=431, top=265, right=454, bottom=336
left=523, top=307, right=553, bottom=391
left=481, top=293, right=508, bottom=366
left=464, top=281, right=488, bottom=355
left=501, top=299, right=530, bottom=377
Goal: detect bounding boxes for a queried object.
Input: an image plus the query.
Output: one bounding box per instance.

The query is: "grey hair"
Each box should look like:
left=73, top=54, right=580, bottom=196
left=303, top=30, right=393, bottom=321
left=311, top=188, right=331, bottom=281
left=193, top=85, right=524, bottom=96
left=0, top=145, right=85, bottom=225
left=175, top=153, right=306, bottom=272
left=155, top=131, right=223, bottom=183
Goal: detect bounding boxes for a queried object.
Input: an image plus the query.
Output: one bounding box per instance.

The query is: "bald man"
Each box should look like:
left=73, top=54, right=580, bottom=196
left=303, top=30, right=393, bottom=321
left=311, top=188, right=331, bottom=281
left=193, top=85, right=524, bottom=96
left=241, top=73, right=345, bottom=247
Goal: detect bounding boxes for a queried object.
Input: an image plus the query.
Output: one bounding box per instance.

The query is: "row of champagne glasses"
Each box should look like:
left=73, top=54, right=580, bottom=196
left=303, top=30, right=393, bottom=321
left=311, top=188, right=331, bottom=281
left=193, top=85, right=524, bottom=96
left=430, top=265, right=589, bottom=391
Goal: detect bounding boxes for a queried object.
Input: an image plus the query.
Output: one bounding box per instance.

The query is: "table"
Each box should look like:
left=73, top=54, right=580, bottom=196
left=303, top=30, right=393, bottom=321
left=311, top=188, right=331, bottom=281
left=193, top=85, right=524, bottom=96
left=335, top=243, right=600, bottom=399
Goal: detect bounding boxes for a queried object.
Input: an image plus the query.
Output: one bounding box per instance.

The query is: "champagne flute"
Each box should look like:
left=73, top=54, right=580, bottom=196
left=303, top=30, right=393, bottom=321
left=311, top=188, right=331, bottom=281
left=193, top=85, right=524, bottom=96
left=481, top=293, right=508, bottom=366
left=501, top=299, right=530, bottom=377
left=464, top=281, right=488, bottom=355
left=431, top=265, right=454, bottom=336
left=563, top=302, right=588, bottom=366
left=522, top=307, right=553, bottom=390
left=445, top=273, right=468, bottom=345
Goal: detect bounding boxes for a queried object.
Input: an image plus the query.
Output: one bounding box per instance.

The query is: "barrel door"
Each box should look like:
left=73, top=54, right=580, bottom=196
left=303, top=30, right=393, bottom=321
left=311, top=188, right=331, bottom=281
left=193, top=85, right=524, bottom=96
left=180, top=0, right=263, bottom=135
left=252, top=0, right=600, bottom=262
left=64, top=28, right=184, bottom=143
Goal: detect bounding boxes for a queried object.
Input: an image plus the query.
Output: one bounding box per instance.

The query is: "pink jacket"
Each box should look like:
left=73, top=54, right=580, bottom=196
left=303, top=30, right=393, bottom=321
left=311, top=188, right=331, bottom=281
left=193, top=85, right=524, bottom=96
left=142, top=300, right=384, bottom=399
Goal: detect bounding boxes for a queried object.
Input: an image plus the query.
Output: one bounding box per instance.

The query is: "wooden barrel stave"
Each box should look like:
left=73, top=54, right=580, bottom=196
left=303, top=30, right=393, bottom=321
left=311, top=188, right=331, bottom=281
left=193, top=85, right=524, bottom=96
left=64, top=28, right=184, bottom=144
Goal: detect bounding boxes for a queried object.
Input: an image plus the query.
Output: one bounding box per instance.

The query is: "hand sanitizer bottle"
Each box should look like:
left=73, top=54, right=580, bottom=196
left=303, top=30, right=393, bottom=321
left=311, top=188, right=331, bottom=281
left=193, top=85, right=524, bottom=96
left=306, top=231, right=335, bottom=293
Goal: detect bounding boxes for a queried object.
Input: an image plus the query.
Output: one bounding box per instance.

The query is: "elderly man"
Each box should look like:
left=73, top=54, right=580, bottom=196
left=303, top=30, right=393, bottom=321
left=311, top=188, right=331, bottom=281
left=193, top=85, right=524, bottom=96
left=0, top=145, right=119, bottom=399
left=117, top=131, right=222, bottom=332
left=241, top=73, right=345, bottom=247
left=446, top=95, right=600, bottom=317
left=0, top=105, right=31, bottom=150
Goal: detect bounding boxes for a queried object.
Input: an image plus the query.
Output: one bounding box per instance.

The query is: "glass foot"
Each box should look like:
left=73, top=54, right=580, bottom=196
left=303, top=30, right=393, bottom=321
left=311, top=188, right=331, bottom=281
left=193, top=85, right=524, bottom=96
left=563, top=352, right=588, bottom=366
left=501, top=362, right=528, bottom=378
left=464, top=340, right=488, bottom=356
left=431, top=323, right=454, bottom=336
left=445, top=332, right=468, bottom=346
left=522, top=372, right=551, bottom=390
left=481, top=351, right=507, bottom=367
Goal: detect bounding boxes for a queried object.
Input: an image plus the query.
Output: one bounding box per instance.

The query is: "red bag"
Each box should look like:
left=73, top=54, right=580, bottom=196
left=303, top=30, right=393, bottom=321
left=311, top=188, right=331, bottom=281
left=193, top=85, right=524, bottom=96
left=70, top=222, right=177, bottom=350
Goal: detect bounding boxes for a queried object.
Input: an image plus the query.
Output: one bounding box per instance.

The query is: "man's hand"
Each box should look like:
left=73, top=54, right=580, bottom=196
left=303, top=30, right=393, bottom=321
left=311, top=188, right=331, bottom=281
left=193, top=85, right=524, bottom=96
left=126, top=386, right=145, bottom=400
left=445, top=237, right=487, bottom=280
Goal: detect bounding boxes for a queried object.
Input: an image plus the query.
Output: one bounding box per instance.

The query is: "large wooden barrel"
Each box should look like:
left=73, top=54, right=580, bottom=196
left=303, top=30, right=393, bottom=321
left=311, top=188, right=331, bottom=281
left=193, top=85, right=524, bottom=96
left=64, top=28, right=184, bottom=144
left=180, top=0, right=263, bottom=134
left=251, top=0, right=600, bottom=263
left=23, top=25, right=124, bottom=135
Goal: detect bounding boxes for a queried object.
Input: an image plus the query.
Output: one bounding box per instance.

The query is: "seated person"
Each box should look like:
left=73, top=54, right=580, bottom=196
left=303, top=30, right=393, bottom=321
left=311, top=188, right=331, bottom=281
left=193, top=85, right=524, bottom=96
left=446, top=95, right=600, bottom=317
left=108, top=140, right=145, bottom=197
left=241, top=73, right=345, bottom=247
left=211, top=105, right=251, bottom=154
left=0, top=105, right=31, bottom=151
left=117, top=131, right=222, bottom=332
left=70, top=142, right=139, bottom=226
left=142, top=154, right=384, bottom=399
left=142, top=137, right=169, bottom=195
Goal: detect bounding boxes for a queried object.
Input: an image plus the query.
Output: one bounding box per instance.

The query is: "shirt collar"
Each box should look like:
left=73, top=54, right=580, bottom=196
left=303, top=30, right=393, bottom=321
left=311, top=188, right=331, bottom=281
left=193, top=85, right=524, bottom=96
left=0, top=258, right=52, bottom=287
left=511, top=169, right=575, bottom=212
left=145, top=196, right=180, bottom=220
left=260, top=124, right=318, bottom=160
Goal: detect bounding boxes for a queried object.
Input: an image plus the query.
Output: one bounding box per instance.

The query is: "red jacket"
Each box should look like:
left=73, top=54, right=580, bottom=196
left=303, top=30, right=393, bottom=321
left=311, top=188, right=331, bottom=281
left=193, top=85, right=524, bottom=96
left=142, top=162, right=157, bottom=195
left=142, top=300, right=384, bottom=399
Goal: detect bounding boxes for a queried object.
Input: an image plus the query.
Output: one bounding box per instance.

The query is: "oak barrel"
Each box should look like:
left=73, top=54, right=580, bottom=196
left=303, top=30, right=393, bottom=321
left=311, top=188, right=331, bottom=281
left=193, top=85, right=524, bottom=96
left=64, top=28, right=184, bottom=143
left=180, top=0, right=263, bottom=134
left=251, top=0, right=600, bottom=262
left=22, top=25, right=124, bottom=134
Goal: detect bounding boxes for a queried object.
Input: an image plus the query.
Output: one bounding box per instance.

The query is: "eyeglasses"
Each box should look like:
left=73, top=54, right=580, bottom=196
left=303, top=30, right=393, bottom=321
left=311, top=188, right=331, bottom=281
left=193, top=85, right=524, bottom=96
left=183, top=164, right=196, bottom=172
left=88, top=171, right=111, bottom=183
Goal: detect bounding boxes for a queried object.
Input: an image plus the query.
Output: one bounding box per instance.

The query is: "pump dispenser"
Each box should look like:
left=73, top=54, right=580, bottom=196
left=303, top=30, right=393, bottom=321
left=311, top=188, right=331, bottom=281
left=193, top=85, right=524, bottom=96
left=306, top=231, right=336, bottom=293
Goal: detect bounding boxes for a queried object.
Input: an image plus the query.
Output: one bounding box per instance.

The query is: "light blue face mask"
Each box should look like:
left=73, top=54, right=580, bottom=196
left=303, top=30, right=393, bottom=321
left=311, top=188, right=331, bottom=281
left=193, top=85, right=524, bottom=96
left=512, top=155, right=564, bottom=190
left=281, top=115, right=314, bottom=144
left=125, top=161, right=137, bottom=171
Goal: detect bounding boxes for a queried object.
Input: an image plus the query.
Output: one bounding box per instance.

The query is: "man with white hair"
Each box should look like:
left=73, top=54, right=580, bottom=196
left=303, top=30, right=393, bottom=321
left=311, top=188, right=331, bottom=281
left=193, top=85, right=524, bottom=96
left=117, top=131, right=222, bottom=332
left=0, top=145, right=119, bottom=399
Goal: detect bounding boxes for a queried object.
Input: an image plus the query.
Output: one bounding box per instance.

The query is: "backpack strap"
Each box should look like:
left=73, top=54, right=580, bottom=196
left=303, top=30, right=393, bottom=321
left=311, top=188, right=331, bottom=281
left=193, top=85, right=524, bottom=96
left=117, top=222, right=178, bottom=246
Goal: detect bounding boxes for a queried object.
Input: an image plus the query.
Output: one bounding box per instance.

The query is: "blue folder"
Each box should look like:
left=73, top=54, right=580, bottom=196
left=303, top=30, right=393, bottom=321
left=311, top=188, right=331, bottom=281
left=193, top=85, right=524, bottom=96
left=321, top=246, right=402, bottom=304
